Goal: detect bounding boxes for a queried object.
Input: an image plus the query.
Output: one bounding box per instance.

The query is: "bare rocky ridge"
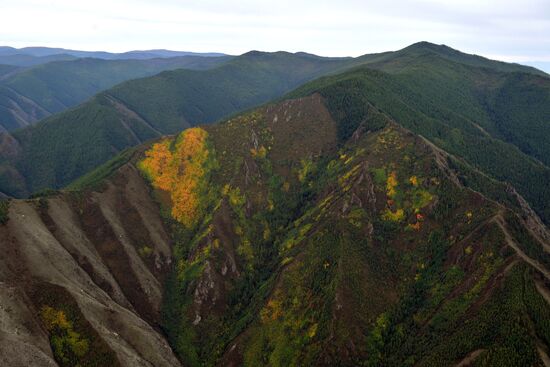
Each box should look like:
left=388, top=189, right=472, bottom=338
left=0, top=163, right=180, bottom=366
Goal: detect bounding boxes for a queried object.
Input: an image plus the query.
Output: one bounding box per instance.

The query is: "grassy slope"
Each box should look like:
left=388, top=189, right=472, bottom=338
left=0, top=52, right=365, bottom=196
left=377, top=41, right=547, bottom=76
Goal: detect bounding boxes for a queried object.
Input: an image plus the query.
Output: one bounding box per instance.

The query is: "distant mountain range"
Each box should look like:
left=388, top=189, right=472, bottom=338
left=0, top=46, right=226, bottom=65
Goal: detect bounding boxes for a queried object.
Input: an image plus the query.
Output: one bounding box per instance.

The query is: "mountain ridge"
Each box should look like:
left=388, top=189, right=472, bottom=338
left=2, top=89, right=549, bottom=365
left=0, top=46, right=227, bottom=61
left=0, top=55, right=233, bottom=131
left=0, top=50, right=379, bottom=196
left=1, top=42, right=546, bottom=200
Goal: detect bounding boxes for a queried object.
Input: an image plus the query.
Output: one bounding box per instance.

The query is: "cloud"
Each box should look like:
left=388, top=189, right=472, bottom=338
left=0, top=0, right=548, bottom=64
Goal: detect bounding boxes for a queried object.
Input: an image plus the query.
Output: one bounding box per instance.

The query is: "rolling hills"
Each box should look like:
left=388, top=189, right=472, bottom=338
left=0, top=88, right=549, bottom=366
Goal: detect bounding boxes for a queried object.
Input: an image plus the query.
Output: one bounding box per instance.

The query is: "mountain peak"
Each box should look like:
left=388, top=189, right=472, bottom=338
left=402, top=41, right=456, bottom=55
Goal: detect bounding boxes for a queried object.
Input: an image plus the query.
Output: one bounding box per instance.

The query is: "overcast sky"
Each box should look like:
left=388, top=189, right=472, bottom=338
left=1, top=0, right=549, bottom=65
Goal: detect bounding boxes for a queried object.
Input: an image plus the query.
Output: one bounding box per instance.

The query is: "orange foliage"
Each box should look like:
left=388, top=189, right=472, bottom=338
left=140, top=140, right=173, bottom=191
left=139, top=128, right=210, bottom=227
left=260, top=298, right=283, bottom=323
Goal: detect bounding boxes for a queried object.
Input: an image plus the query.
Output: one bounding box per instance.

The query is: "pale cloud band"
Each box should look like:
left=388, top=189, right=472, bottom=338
left=1, top=0, right=549, bottom=69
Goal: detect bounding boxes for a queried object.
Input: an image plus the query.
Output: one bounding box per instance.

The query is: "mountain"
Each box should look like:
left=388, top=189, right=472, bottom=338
left=287, top=42, right=550, bottom=224
left=0, top=46, right=226, bottom=66
left=0, top=51, right=369, bottom=197
left=0, top=162, right=181, bottom=366
left=524, top=61, right=550, bottom=74
left=0, top=64, right=18, bottom=78
left=5, top=41, right=549, bottom=228
left=376, top=41, right=547, bottom=76
left=0, top=53, right=78, bottom=67
left=0, top=85, right=51, bottom=131
left=0, top=56, right=232, bottom=131
left=0, top=88, right=549, bottom=366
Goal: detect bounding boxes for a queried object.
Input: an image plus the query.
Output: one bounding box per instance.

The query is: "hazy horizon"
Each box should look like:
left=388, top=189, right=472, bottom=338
left=1, top=0, right=549, bottom=68
left=2, top=42, right=549, bottom=74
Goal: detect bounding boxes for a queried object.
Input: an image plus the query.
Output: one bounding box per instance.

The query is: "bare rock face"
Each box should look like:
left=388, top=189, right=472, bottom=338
left=0, top=163, right=181, bottom=367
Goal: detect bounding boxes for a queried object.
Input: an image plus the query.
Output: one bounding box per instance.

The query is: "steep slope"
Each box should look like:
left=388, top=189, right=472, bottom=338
left=1, top=92, right=549, bottom=366
left=0, top=55, right=232, bottom=130
left=0, top=51, right=364, bottom=197
left=0, top=85, right=50, bottom=131
left=0, top=156, right=180, bottom=366
left=135, top=94, right=550, bottom=366
left=288, top=44, right=550, bottom=224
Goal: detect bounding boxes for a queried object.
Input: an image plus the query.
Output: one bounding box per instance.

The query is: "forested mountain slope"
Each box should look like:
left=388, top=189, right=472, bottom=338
left=0, top=41, right=547, bottom=215
left=0, top=55, right=232, bottom=131
left=1, top=90, right=549, bottom=366
left=137, top=93, right=550, bottom=367
left=0, top=64, right=18, bottom=78
left=288, top=42, right=550, bottom=224
left=0, top=51, right=365, bottom=196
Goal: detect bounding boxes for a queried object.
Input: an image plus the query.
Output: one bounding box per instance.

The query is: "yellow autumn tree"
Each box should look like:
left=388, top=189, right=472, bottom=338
left=139, top=128, right=210, bottom=227
left=386, top=171, right=398, bottom=198
left=140, top=140, right=174, bottom=191
left=41, top=306, right=71, bottom=330
left=40, top=306, right=89, bottom=359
